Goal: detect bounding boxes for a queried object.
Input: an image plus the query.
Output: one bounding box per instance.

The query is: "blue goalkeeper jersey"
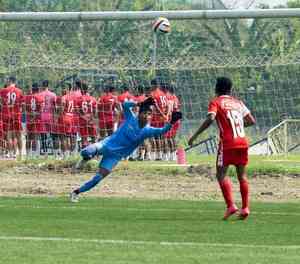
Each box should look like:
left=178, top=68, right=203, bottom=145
left=102, top=101, right=171, bottom=158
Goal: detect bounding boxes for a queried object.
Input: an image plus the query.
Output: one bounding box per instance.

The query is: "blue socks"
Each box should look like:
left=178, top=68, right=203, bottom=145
left=78, top=172, right=103, bottom=193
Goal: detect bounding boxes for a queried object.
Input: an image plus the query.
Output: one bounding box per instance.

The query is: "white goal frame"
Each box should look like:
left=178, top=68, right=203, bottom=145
left=267, top=119, right=300, bottom=155
left=1, top=9, right=300, bottom=22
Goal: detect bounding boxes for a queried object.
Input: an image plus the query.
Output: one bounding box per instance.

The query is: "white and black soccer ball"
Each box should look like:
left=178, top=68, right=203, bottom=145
left=153, top=17, right=171, bottom=34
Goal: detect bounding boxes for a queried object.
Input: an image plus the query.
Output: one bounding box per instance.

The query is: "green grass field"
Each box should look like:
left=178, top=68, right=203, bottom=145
left=0, top=197, right=300, bottom=264
left=0, top=154, right=299, bottom=263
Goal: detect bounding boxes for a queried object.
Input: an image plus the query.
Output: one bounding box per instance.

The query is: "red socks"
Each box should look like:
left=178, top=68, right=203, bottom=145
left=218, top=178, right=234, bottom=208
left=239, top=179, right=249, bottom=209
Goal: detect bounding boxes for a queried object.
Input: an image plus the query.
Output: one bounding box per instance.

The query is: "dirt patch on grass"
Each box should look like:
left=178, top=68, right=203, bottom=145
left=0, top=162, right=300, bottom=202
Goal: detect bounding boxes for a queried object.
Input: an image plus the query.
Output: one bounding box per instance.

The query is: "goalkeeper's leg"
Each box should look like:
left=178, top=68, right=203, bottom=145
left=71, top=155, right=120, bottom=202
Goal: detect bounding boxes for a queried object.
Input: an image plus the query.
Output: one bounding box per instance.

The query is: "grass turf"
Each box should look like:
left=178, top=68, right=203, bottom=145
left=0, top=197, right=300, bottom=264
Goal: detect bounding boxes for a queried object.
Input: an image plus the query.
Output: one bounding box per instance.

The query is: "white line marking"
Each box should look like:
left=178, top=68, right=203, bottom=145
left=0, top=236, right=299, bottom=249
left=0, top=204, right=300, bottom=216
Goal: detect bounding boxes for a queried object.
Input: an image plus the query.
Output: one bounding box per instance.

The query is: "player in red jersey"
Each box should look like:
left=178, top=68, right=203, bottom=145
left=134, top=84, right=152, bottom=161
left=39, top=80, right=56, bottom=155
left=75, top=82, right=97, bottom=148
left=24, top=83, right=45, bottom=158
left=188, top=77, right=256, bottom=220
left=164, top=84, right=181, bottom=161
left=117, top=83, right=135, bottom=125
left=57, top=84, right=76, bottom=158
left=150, top=79, right=170, bottom=160
left=0, top=77, right=24, bottom=159
left=97, top=85, right=119, bottom=139
left=69, top=80, right=83, bottom=138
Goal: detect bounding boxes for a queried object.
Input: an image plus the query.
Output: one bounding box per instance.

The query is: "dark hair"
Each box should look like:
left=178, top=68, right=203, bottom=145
left=215, top=77, right=232, bottom=95
left=63, top=82, right=72, bottom=91
left=8, top=76, right=16, bottom=83
left=80, top=81, right=89, bottom=93
left=168, top=84, right=175, bottom=94
left=42, top=80, right=49, bottom=87
left=75, top=79, right=82, bottom=89
left=120, top=83, right=129, bottom=92
left=104, top=85, right=115, bottom=93
left=32, top=82, right=39, bottom=91
left=150, top=78, right=160, bottom=87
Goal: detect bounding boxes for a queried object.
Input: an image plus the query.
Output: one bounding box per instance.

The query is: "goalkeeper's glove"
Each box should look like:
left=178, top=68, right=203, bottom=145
left=170, top=111, right=182, bottom=125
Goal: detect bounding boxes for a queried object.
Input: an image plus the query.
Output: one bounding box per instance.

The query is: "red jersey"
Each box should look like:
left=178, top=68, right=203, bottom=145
left=98, top=92, right=118, bottom=120
left=0, top=85, right=23, bottom=117
left=24, top=93, right=44, bottom=120
left=75, top=93, right=97, bottom=121
left=151, top=88, right=169, bottom=117
left=60, top=94, right=75, bottom=115
left=208, top=95, right=250, bottom=150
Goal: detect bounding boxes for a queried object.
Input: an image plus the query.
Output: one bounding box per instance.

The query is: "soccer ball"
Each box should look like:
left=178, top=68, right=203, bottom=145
left=153, top=17, right=171, bottom=34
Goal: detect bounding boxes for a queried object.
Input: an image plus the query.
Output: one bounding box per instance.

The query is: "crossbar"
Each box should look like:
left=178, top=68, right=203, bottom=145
left=0, top=9, right=300, bottom=21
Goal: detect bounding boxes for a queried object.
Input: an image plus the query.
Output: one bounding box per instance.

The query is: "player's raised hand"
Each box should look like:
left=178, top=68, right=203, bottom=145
left=170, top=111, right=182, bottom=124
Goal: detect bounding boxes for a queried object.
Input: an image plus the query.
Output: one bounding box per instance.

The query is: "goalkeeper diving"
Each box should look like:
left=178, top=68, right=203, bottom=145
left=70, top=97, right=182, bottom=202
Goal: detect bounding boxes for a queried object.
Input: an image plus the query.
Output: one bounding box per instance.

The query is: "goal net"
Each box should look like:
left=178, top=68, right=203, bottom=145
left=0, top=10, right=300, bottom=159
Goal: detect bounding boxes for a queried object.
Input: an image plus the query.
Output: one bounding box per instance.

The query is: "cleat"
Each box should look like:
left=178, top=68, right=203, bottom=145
left=223, top=205, right=238, bottom=220
left=70, top=191, right=79, bottom=203
left=238, top=208, right=250, bottom=220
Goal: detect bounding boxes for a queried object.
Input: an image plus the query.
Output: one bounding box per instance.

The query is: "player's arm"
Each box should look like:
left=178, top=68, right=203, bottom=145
left=145, top=111, right=182, bottom=138
left=244, top=113, right=256, bottom=127
left=241, top=101, right=256, bottom=127
left=123, top=101, right=136, bottom=119
left=188, top=113, right=215, bottom=146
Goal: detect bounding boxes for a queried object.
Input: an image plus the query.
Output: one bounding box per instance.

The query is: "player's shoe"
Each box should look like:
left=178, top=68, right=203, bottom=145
left=223, top=204, right=238, bottom=220
left=237, top=207, right=250, bottom=220
left=70, top=191, right=79, bottom=203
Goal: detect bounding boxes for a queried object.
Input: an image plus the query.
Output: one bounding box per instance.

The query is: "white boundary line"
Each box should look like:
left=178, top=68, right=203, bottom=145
left=0, top=204, right=300, bottom=216
left=0, top=236, right=300, bottom=249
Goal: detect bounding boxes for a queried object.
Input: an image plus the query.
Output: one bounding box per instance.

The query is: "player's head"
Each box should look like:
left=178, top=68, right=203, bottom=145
left=80, top=81, right=89, bottom=94
left=42, top=80, right=49, bottom=88
left=160, top=81, right=169, bottom=93
left=8, top=76, right=16, bottom=84
left=150, top=78, right=160, bottom=90
left=104, top=85, right=115, bottom=93
left=31, top=82, right=39, bottom=94
left=138, top=105, right=152, bottom=125
left=74, top=79, right=83, bottom=90
left=215, top=77, right=232, bottom=96
left=120, top=83, right=130, bottom=93
left=168, top=84, right=175, bottom=94
left=65, top=82, right=72, bottom=91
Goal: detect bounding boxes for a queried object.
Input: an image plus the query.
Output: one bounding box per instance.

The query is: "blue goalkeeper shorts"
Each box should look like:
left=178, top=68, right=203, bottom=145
left=81, top=140, right=121, bottom=172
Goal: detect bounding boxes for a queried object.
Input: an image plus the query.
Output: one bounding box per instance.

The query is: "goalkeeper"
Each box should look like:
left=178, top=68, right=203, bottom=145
left=70, top=97, right=182, bottom=202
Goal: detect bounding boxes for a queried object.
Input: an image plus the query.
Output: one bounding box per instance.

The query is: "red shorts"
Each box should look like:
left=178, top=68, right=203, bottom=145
left=57, top=114, right=75, bottom=135
left=26, top=121, right=44, bottom=134
left=79, top=121, right=97, bottom=138
left=164, top=120, right=180, bottom=138
left=217, top=148, right=248, bottom=167
left=2, top=113, right=22, bottom=132
left=99, top=119, right=114, bottom=130
left=72, top=114, right=80, bottom=133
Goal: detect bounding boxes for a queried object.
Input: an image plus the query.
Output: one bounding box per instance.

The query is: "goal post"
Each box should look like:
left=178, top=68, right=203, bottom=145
left=267, top=119, right=300, bottom=155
